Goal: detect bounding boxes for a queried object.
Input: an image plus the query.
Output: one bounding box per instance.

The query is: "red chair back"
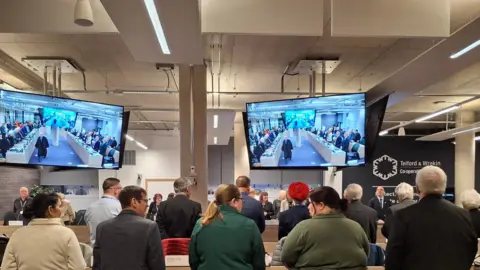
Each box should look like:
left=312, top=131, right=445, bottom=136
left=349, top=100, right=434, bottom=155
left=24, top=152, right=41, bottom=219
left=162, top=238, right=190, bottom=255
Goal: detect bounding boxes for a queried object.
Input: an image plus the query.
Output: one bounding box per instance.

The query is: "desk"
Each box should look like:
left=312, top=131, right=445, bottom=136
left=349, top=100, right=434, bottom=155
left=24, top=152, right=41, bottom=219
left=6, top=129, right=39, bottom=164
left=66, top=133, right=103, bottom=167
left=306, top=132, right=346, bottom=165
left=260, top=135, right=284, bottom=167
left=349, top=141, right=365, bottom=159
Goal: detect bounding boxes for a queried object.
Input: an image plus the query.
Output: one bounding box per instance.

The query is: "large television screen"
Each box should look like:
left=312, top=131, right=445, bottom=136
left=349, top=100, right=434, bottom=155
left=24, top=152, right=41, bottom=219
left=0, top=89, right=126, bottom=169
left=245, top=93, right=366, bottom=169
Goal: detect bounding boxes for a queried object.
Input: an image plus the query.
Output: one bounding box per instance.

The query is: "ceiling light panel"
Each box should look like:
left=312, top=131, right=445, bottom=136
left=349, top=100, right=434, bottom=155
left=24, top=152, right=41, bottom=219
left=144, top=0, right=171, bottom=55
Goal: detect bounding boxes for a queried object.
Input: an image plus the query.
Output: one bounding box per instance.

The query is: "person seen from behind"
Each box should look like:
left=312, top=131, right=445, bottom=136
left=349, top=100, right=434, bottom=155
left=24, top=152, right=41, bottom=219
left=93, top=186, right=165, bottom=270
left=57, top=193, right=76, bottom=225
left=385, top=166, right=477, bottom=270
left=381, top=182, right=415, bottom=239
left=281, top=186, right=369, bottom=270
left=189, top=184, right=265, bottom=270
left=344, top=183, right=377, bottom=243
left=235, top=176, right=265, bottom=233
left=460, top=189, right=480, bottom=237
left=1, top=193, right=86, bottom=270
left=278, top=182, right=311, bottom=240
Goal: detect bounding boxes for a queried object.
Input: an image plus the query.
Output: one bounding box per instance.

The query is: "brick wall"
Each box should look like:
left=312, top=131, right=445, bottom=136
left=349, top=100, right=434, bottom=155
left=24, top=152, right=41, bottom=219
left=0, top=166, right=40, bottom=218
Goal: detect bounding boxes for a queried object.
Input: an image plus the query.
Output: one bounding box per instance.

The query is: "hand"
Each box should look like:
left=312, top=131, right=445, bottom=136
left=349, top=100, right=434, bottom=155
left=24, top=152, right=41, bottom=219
left=377, top=219, right=385, bottom=225
left=264, top=212, right=267, bottom=216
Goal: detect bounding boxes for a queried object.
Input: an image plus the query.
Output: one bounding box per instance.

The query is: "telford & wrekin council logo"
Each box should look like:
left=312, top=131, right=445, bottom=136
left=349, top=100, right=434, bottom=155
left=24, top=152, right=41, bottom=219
left=373, top=155, right=398, bottom=180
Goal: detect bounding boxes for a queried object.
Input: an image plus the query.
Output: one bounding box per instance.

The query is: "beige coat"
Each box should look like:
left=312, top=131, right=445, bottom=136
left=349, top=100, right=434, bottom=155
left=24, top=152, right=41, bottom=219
left=60, top=201, right=76, bottom=224
left=1, top=218, right=86, bottom=270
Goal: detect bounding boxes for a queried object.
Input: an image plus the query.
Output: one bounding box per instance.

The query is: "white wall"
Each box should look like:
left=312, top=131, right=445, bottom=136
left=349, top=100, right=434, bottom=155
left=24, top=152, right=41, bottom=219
left=98, top=131, right=181, bottom=193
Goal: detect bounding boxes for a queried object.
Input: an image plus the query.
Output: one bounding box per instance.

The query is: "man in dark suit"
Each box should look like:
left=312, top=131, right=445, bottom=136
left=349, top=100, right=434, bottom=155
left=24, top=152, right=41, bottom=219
left=344, top=183, right=377, bottom=243
left=35, top=132, right=49, bottom=162
left=93, top=186, right=165, bottom=270
left=235, top=175, right=265, bottom=233
left=334, top=131, right=343, bottom=148
left=368, top=186, right=392, bottom=220
left=385, top=166, right=477, bottom=270
left=341, top=132, right=351, bottom=152
left=381, top=182, right=416, bottom=239
left=156, top=177, right=202, bottom=239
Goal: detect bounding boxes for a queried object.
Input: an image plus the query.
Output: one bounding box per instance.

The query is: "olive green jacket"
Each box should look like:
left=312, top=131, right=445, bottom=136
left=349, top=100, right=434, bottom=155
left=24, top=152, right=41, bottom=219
left=281, top=212, right=369, bottom=270
left=189, top=205, right=266, bottom=270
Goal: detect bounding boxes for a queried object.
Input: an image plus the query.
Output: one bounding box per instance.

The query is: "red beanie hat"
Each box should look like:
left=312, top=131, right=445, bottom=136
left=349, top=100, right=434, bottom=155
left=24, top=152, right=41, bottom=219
left=288, top=182, right=310, bottom=202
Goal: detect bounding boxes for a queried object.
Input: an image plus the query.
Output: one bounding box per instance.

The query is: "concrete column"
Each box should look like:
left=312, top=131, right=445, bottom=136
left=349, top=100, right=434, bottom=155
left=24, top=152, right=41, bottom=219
left=323, top=168, right=342, bottom=195
left=234, top=114, right=250, bottom=179
left=179, top=65, right=192, bottom=178
left=455, top=110, right=475, bottom=206
left=190, top=65, right=208, bottom=210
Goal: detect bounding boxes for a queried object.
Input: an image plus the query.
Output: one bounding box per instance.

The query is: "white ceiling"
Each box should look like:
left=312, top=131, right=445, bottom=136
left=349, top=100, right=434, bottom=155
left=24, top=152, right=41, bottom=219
left=0, top=0, right=479, bottom=138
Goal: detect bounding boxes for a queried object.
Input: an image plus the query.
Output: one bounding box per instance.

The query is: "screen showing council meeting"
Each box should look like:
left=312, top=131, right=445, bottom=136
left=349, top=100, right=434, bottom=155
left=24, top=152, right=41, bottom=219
left=245, top=93, right=366, bottom=168
left=0, top=89, right=125, bottom=169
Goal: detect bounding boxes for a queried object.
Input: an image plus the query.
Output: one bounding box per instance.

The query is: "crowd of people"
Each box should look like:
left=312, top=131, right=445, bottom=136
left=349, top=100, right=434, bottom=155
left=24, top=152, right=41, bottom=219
left=1, top=165, right=480, bottom=270
left=249, top=126, right=285, bottom=163
left=70, top=128, right=119, bottom=157
left=310, top=125, right=364, bottom=151
left=0, top=121, right=39, bottom=159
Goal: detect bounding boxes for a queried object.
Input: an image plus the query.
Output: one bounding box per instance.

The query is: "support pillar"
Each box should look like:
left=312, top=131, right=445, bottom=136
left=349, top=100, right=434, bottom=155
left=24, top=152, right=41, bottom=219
left=191, top=65, right=209, bottom=210
left=179, top=65, right=192, bottom=178
left=455, top=111, right=475, bottom=206
left=323, top=168, right=342, bottom=195
left=234, top=114, right=250, bottom=179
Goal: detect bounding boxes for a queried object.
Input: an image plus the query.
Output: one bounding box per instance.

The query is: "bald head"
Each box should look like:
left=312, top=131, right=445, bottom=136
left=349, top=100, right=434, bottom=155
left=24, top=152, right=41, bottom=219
left=416, top=166, right=447, bottom=197
left=19, top=187, right=29, bottom=200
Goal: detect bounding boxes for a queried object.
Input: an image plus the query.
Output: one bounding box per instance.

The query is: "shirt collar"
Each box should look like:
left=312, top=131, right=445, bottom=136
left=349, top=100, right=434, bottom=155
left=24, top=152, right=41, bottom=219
left=312, top=212, right=344, bottom=219
left=102, top=195, right=118, bottom=200
left=219, top=205, right=239, bottom=214
left=29, top=218, right=64, bottom=226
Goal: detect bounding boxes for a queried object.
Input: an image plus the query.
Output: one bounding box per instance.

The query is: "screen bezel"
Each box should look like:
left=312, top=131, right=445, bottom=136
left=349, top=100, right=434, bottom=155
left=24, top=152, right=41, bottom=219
left=244, top=93, right=367, bottom=170
left=0, top=88, right=126, bottom=170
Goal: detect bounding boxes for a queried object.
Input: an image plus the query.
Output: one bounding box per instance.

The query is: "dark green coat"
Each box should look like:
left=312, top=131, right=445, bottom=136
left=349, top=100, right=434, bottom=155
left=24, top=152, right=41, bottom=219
left=189, top=205, right=266, bottom=270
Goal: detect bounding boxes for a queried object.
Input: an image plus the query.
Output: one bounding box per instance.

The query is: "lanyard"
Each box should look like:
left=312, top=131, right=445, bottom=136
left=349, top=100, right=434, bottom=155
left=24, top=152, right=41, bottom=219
left=19, top=200, right=26, bottom=210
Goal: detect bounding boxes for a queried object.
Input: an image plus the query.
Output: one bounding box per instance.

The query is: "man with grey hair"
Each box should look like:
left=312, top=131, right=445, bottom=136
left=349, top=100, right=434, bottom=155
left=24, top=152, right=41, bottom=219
left=460, top=189, right=480, bottom=237
left=344, top=183, right=377, bottom=243
left=156, top=177, right=202, bottom=239
left=385, top=166, right=477, bottom=270
left=381, top=182, right=416, bottom=238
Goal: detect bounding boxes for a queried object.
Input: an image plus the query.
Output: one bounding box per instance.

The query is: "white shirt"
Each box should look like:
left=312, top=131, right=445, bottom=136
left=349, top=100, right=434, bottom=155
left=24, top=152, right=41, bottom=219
left=85, top=195, right=121, bottom=246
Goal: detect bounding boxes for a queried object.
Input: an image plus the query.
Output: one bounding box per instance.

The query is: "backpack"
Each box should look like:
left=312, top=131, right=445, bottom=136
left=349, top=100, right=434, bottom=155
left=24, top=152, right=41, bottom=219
left=0, top=234, right=9, bottom=264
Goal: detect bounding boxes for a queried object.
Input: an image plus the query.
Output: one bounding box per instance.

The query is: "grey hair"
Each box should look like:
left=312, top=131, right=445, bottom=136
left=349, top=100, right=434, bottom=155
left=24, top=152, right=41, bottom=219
left=460, top=189, right=480, bottom=210
left=415, top=166, right=447, bottom=195
left=395, top=182, right=414, bottom=202
left=345, top=184, right=363, bottom=201
left=173, top=177, right=191, bottom=193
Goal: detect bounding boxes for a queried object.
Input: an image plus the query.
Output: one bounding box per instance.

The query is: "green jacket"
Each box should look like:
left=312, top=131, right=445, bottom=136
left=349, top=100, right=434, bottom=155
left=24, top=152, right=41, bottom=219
left=189, top=205, right=266, bottom=270
left=281, top=212, right=369, bottom=270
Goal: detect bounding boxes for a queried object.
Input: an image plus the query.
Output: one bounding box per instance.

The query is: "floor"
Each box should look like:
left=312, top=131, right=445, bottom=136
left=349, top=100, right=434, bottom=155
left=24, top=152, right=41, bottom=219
left=278, top=136, right=327, bottom=167
left=28, top=136, right=84, bottom=166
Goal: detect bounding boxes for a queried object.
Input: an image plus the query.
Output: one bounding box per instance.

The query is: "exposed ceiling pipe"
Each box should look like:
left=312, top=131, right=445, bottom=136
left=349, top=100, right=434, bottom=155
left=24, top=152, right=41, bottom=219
left=280, top=62, right=299, bottom=93
left=57, top=90, right=351, bottom=96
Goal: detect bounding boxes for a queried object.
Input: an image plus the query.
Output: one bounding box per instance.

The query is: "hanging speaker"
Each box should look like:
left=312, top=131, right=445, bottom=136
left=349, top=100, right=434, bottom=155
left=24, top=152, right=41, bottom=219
left=74, top=0, right=94, bottom=27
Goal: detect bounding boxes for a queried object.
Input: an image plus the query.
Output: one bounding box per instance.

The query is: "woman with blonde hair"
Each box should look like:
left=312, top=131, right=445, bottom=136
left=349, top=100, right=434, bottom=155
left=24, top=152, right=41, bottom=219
left=189, top=184, right=265, bottom=270
left=57, top=192, right=75, bottom=225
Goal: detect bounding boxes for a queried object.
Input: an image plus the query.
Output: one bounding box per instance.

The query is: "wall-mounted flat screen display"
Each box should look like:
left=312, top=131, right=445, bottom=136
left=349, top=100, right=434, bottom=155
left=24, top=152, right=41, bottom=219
left=0, top=89, right=125, bottom=169
left=245, top=93, right=366, bottom=169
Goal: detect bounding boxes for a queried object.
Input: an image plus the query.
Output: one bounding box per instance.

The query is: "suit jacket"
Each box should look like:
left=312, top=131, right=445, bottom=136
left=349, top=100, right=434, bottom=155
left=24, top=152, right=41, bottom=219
left=381, top=199, right=415, bottom=239
left=345, top=200, right=378, bottom=243
left=13, top=197, right=33, bottom=214
left=240, top=191, right=266, bottom=233
left=368, top=196, right=392, bottom=220
left=93, top=210, right=165, bottom=270
left=278, top=205, right=311, bottom=240
left=469, top=209, right=480, bottom=238
left=385, top=195, right=477, bottom=270
left=156, top=194, right=202, bottom=239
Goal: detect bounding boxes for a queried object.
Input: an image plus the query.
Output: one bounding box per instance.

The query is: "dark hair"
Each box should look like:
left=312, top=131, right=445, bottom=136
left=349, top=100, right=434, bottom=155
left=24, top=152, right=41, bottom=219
left=259, top=192, right=269, bottom=202
left=310, top=186, right=348, bottom=212
left=118, top=186, right=147, bottom=209
left=154, top=193, right=163, bottom=201
left=167, top=193, right=175, bottom=200
left=235, top=176, right=251, bottom=188
left=23, top=193, right=59, bottom=219
left=102, top=178, right=120, bottom=192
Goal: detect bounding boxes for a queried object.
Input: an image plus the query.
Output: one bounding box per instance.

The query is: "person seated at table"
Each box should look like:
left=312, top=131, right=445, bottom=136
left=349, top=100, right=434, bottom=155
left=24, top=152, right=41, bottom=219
left=35, top=132, right=49, bottom=162
left=7, top=130, right=15, bottom=147
left=341, top=132, right=351, bottom=152
left=189, top=184, right=265, bottom=270
left=278, top=182, right=310, bottom=240
left=99, top=138, right=110, bottom=156
left=110, top=137, right=118, bottom=148
left=281, top=186, right=369, bottom=270
left=334, top=131, right=343, bottom=148
left=93, top=136, right=101, bottom=151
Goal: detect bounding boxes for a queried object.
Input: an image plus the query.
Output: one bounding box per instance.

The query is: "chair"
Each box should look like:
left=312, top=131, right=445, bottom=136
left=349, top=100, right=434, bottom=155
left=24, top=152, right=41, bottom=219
left=73, top=210, right=86, bottom=225
left=79, top=242, right=93, bottom=268
left=162, top=238, right=190, bottom=256
left=367, top=243, right=386, bottom=266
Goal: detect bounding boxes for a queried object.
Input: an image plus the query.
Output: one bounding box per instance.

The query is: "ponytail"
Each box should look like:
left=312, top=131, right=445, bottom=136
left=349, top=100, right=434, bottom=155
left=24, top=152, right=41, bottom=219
left=339, top=198, right=349, bottom=212
left=201, top=201, right=222, bottom=226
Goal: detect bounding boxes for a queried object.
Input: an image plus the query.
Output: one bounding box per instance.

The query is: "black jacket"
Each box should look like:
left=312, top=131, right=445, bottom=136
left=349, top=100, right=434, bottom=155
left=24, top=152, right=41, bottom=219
left=381, top=199, right=416, bottom=239
left=13, top=197, right=33, bottom=214
left=345, top=200, right=377, bottom=243
left=156, top=194, right=202, bottom=239
left=147, top=202, right=161, bottom=220
left=469, top=209, right=480, bottom=238
left=263, top=201, right=274, bottom=220
left=93, top=210, right=165, bottom=270
left=240, top=191, right=265, bottom=233
left=278, top=205, right=311, bottom=240
left=385, top=195, right=477, bottom=270
left=368, top=196, right=392, bottom=220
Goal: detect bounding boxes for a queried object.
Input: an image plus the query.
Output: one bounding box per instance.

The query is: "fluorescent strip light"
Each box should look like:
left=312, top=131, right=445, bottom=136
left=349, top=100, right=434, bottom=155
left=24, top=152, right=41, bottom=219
left=125, top=134, right=134, bottom=141
left=136, top=141, right=148, bottom=150
left=414, top=106, right=459, bottom=123
left=453, top=127, right=480, bottom=136
left=213, top=115, right=218, bottom=128
left=450, top=40, right=480, bottom=59
left=213, top=137, right=218, bottom=144
left=144, top=0, right=171, bottom=55
left=379, top=130, right=388, bottom=136
left=476, top=136, right=480, bottom=140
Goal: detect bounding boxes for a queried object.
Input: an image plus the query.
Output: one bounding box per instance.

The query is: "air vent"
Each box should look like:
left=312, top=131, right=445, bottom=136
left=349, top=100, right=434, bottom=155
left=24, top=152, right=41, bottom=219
left=123, top=150, right=136, bottom=165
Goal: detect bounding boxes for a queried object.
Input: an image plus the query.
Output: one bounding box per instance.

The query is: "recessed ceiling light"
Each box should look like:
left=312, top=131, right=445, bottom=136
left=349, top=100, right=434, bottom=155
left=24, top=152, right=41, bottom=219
left=213, top=137, right=218, bottom=144
left=144, top=0, right=171, bottom=55
left=213, top=115, right=218, bottom=128
left=450, top=40, right=480, bottom=59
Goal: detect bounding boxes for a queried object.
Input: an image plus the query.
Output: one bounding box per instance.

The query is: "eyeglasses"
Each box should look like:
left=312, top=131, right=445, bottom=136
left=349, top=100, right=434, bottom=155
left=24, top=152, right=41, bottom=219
left=136, top=198, right=148, bottom=204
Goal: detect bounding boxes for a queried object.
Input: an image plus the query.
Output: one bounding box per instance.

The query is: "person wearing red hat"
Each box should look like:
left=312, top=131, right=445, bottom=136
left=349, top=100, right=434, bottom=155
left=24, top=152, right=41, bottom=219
left=277, top=182, right=311, bottom=240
